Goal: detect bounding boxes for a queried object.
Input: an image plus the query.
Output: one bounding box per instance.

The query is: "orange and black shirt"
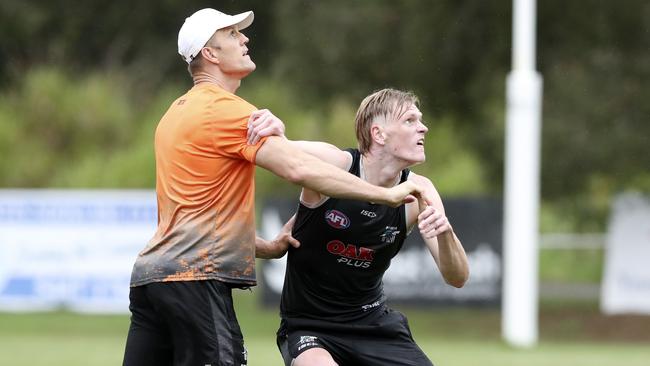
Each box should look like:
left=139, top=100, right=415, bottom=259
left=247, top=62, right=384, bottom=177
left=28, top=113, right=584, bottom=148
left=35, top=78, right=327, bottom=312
left=130, top=83, right=265, bottom=287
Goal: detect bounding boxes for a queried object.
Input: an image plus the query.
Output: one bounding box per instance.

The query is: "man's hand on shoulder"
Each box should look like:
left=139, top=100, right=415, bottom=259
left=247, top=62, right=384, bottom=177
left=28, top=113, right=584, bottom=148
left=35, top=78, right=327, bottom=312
left=248, top=109, right=285, bottom=145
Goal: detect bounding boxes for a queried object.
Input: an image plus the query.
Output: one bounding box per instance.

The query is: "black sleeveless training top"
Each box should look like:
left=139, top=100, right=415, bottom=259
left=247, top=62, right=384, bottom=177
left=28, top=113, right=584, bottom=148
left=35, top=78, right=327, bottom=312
left=279, top=148, right=410, bottom=323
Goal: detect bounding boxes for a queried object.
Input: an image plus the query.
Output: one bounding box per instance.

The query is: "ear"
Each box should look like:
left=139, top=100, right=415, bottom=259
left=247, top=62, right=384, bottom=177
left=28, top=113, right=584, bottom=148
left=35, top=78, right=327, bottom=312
left=200, top=47, right=219, bottom=64
left=371, top=125, right=386, bottom=145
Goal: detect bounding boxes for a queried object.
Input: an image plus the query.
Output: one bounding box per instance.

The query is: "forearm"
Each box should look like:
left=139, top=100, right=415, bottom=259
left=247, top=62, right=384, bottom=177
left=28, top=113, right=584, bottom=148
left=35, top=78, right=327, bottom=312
left=255, top=214, right=299, bottom=259
left=434, top=231, right=469, bottom=288
left=293, top=153, right=391, bottom=203
left=256, top=137, right=397, bottom=205
left=410, top=173, right=469, bottom=287
left=255, top=236, right=280, bottom=259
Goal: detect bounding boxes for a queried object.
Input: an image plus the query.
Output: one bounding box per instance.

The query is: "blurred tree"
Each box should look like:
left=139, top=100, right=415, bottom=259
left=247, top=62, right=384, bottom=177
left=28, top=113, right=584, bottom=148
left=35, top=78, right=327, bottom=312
left=270, top=0, right=512, bottom=190
left=536, top=0, right=650, bottom=227
left=0, top=0, right=648, bottom=229
left=272, top=0, right=510, bottom=114
left=269, top=0, right=650, bottom=227
left=0, top=0, right=274, bottom=89
left=538, top=1, right=650, bottom=191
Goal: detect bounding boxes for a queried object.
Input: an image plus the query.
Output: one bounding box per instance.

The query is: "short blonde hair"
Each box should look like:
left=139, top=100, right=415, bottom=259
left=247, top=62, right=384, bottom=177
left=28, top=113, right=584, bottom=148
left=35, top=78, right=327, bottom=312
left=355, top=88, right=419, bottom=153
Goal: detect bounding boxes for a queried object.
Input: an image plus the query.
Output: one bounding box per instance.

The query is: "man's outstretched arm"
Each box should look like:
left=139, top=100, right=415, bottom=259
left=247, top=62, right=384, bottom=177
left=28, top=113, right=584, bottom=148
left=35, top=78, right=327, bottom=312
left=255, top=136, right=422, bottom=208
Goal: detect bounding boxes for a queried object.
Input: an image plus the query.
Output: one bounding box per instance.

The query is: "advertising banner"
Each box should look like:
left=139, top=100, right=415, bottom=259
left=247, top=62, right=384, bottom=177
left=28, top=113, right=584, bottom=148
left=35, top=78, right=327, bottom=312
left=0, top=190, right=505, bottom=312
left=601, top=193, right=650, bottom=314
left=0, top=190, right=156, bottom=313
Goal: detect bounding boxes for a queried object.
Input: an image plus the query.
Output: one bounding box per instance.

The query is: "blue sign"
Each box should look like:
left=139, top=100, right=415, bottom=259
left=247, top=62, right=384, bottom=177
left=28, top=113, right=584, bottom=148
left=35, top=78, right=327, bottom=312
left=0, top=190, right=156, bottom=313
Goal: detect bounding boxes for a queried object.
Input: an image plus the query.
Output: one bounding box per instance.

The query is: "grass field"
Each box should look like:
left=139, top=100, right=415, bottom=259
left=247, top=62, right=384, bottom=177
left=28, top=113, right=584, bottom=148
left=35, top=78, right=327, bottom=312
left=1, top=291, right=649, bottom=366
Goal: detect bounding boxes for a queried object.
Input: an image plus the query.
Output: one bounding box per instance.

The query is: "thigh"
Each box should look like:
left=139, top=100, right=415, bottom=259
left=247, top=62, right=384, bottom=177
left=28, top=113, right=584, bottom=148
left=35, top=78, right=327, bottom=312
left=278, top=330, right=325, bottom=366
left=354, top=309, right=433, bottom=366
left=122, top=286, right=173, bottom=366
left=354, top=338, right=433, bottom=366
left=148, top=280, right=247, bottom=366
left=277, top=329, right=338, bottom=366
left=278, top=327, right=343, bottom=366
left=294, top=348, right=338, bottom=366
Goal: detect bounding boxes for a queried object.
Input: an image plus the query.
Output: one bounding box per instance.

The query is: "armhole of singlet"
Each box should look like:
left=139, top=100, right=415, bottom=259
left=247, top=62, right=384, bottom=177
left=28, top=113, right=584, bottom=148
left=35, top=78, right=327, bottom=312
left=298, top=150, right=355, bottom=209
left=403, top=170, right=416, bottom=236
left=406, top=210, right=415, bottom=236
left=299, top=193, right=329, bottom=208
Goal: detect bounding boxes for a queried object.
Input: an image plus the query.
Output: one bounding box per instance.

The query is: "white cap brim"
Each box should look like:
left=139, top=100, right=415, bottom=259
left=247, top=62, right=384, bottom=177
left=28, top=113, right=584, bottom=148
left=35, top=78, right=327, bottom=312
left=231, top=11, right=254, bottom=32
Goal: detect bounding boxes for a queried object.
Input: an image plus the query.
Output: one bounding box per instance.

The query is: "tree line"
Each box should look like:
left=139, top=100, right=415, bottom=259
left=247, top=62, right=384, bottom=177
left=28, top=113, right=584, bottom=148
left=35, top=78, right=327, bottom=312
left=1, top=0, right=648, bottom=229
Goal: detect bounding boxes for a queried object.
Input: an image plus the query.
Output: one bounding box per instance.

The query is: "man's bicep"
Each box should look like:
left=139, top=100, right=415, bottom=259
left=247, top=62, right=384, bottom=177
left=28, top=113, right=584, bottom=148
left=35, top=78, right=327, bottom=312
left=289, top=140, right=351, bottom=169
left=254, top=136, right=300, bottom=179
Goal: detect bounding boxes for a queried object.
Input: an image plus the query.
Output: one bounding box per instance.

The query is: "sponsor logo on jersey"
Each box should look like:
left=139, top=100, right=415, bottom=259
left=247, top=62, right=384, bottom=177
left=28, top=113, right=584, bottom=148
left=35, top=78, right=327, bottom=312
left=325, top=209, right=350, bottom=229
left=380, top=226, right=400, bottom=243
left=326, top=239, right=374, bottom=268
left=361, top=300, right=382, bottom=311
left=296, top=335, right=319, bottom=351
left=360, top=209, right=377, bottom=218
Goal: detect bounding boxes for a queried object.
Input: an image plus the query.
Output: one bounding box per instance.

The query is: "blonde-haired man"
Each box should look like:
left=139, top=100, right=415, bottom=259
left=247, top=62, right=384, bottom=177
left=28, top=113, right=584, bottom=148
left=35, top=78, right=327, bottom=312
left=251, top=88, right=469, bottom=366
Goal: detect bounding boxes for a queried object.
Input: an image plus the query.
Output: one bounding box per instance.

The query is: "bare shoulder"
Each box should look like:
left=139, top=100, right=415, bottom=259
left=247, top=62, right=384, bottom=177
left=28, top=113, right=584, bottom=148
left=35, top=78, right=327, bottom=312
left=407, top=171, right=435, bottom=191
left=407, top=171, right=444, bottom=209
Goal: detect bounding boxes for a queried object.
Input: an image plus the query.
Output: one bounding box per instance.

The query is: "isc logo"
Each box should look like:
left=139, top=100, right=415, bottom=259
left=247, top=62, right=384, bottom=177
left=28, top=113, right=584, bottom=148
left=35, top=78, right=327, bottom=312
left=325, top=209, right=350, bottom=229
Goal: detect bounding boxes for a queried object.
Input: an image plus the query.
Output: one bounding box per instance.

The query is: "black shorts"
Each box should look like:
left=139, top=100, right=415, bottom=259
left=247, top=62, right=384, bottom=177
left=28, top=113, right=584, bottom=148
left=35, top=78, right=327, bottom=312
left=122, top=280, right=247, bottom=366
left=277, top=306, right=433, bottom=366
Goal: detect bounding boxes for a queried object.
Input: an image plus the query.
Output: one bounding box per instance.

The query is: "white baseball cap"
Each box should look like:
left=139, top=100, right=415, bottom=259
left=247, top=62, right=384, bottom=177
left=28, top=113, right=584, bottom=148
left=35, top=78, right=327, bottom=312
left=177, top=8, right=254, bottom=64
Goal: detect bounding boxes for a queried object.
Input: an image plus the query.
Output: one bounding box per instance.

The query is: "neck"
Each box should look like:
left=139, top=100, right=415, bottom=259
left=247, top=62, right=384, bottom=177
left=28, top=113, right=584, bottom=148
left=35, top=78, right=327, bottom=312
left=360, top=152, right=403, bottom=188
left=192, top=71, right=242, bottom=93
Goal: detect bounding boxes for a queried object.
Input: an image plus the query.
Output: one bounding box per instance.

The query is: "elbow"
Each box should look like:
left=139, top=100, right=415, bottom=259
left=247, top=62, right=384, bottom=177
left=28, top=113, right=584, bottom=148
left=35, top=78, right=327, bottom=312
left=282, top=157, right=314, bottom=185
left=444, top=271, right=469, bottom=288
left=284, top=164, right=308, bottom=185
left=446, top=277, right=467, bottom=289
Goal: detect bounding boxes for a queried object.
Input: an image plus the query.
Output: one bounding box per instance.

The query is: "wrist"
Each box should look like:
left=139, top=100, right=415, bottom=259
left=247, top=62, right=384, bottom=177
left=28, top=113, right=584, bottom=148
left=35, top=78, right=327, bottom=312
left=374, top=186, right=392, bottom=205
left=439, top=229, right=454, bottom=242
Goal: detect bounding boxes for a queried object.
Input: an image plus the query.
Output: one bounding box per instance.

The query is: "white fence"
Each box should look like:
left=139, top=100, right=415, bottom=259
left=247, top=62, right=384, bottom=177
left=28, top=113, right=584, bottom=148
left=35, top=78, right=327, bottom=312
left=539, top=233, right=604, bottom=301
left=1, top=190, right=647, bottom=313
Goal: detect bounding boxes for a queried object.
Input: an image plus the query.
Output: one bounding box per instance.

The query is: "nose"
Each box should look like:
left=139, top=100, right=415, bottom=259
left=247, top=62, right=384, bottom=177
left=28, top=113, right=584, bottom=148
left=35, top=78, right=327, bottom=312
left=241, top=33, right=249, bottom=45
left=418, top=120, right=428, bottom=133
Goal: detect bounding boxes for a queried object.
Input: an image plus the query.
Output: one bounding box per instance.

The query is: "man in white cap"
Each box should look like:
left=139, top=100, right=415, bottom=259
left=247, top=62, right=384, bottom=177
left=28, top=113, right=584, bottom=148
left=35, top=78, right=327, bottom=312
left=122, top=8, right=425, bottom=366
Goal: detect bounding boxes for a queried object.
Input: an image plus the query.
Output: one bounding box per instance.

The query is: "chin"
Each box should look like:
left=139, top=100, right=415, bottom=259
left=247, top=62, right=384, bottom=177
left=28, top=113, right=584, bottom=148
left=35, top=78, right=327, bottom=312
left=412, top=154, right=426, bottom=165
left=402, top=155, right=425, bottom=168
left=237, top=65, right=256, bottom=79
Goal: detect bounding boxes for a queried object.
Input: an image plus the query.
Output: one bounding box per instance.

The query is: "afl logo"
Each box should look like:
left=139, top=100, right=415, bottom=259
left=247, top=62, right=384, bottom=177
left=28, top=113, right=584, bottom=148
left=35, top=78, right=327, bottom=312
left=325, top=210, right=350, bottom=229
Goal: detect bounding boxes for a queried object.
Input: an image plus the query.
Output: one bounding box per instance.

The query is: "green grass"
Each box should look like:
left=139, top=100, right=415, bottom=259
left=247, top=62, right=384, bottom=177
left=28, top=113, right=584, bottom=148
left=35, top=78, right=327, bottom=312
left=1, top=292, right=649, bottom=366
